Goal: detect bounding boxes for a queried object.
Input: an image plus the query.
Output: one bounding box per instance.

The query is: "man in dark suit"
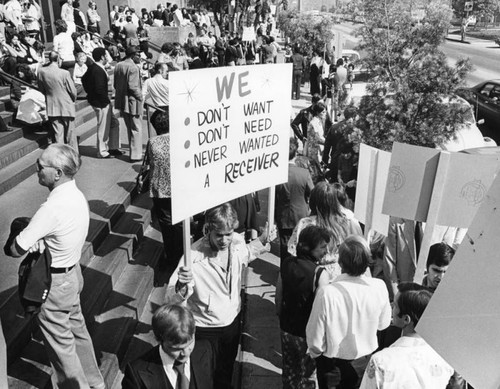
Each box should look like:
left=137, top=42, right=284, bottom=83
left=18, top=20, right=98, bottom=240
left=122, top=304, right=214, bottom=389
left=37, top=51, right=78, bottom=150
left=82, top=47, right=122, bottom=158
left=114, top=45, right=143, bottom=162
left=275, top=136, right=314, bottom=261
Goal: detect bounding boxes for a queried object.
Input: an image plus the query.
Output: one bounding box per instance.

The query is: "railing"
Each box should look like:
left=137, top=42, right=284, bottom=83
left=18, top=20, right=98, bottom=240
left=0, top=69, right=41, bottom=92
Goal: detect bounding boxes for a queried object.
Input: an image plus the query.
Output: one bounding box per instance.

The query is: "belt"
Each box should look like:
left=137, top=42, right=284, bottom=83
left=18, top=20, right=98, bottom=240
left=50, top=265, right=76, bottom=274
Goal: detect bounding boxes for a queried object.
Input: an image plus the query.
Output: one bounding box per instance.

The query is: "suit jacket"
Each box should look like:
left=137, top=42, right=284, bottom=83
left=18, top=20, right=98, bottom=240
left=122, top=342, right=214, bottom=389
left=275, top=163, right=314, bottom=230
left=37, top=63, right=76, bottom=118
left=114, top=58, right=143, bottom=115
left=82, top=63, right=110, bottom=108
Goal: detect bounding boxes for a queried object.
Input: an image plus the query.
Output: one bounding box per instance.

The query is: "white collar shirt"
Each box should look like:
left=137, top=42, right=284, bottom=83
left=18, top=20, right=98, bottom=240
left=142, top=74, right=169, bottom=107
left=166, top=233, right=267, bottom=327
left=158, top=347, right=191, bottom=388
left=359, top=335, right=454, bottom=389
left=16, top=180, right=90, bottom=268
left=306, top=274, right=391, bottom=360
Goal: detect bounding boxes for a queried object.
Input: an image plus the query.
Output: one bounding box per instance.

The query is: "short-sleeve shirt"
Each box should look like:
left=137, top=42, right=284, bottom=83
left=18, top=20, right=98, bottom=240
left=16, top=180, right=89, bottom=268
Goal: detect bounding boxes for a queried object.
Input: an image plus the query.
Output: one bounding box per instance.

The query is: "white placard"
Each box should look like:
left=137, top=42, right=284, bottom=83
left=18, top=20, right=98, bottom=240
left=242, top=26, right=256, bottom=42
left=169, top=64, right=292, bottom=224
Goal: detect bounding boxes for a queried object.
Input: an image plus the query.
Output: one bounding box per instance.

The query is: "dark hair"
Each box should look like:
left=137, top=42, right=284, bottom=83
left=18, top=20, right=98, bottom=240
left=152, top=109, right=170, bottom=135
left=92, top=47, right=106, bottom=61
left=396, top=282, right=433, bottom=326
left=190, top=46, right=200, bottom=57
left=289, top=136, right=298, bottom=160
left=152, top=304, right=195, bottom=345
left=343, top=106, right=357, bottom=120
left=55, top=19, right=68, bottom=34
left=311, top=93, right=322, bottom=104
left=296, top=225, right=330, bottom=259
left=336, top=58, right=344, bottom=66
left=161, top=42, right=174, bottom=53
left=338, top=235, right=370, bottom=276
left=126, top=15, right=132, bottom=22
left=426, top=242, right=455, bottom=269
left=311, top=101, right=326, bottom=116
left=73, top=0, right=80, bottom=7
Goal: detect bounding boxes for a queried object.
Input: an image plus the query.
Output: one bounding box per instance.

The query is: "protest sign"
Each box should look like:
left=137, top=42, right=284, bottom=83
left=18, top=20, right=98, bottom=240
left=382, top=142, right=440, bottom=222
left=169, top=64, right=292, bottom=224
left=416, top=172, right=500, bottom=389
left=242, top=27, right=256, bottom=41
left=354, top=144, right=391, bottom=236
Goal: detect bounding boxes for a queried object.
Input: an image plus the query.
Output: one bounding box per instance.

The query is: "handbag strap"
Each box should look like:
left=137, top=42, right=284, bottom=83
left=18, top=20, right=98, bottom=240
left=141, top=141, right=150, bottom=167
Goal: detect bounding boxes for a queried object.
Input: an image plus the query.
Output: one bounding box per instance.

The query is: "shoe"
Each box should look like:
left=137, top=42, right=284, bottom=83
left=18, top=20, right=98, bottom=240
left=108, top=149, right=124, bottom=156
left=130, top=158, right=142, bottom=163
left=98, top=153, right=113, bottom=159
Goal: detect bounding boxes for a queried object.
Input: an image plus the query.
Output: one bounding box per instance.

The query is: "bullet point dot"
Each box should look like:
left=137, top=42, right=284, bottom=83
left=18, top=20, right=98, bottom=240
left=185, top=161, right=191, bottom=168
left=184, top=140, right=191, bottom=149
left=184, top=117, right=190, bottom=125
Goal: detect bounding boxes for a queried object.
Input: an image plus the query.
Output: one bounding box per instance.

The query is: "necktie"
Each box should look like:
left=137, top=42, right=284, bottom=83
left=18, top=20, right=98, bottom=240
left=173, top=361, right=189, bottom=389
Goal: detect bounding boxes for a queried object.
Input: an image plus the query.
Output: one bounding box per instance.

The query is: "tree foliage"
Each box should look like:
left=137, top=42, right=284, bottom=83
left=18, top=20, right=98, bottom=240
left=351, top=0, right=473, bottom=151
left=277, top=10, right=336, bottom=56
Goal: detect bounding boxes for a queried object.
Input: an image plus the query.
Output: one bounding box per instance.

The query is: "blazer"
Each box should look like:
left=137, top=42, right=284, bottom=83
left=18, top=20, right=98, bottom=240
left=275, top=163, right=314, bottom=230
left=37, top=63, right=76, bottom=118
left=82, top=63, right=110, bottom=108
left=121, top=342, right=214, bottom=389
left=114, top=58, right=143, bottom=115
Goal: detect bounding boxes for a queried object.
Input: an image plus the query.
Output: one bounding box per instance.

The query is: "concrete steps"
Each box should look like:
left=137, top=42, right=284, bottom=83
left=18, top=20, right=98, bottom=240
left=6, top=179, right=162, bottom=388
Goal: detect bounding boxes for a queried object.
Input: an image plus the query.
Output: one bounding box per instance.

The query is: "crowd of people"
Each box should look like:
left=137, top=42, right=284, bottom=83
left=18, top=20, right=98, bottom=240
left=0, top=2, right=474, bottom=389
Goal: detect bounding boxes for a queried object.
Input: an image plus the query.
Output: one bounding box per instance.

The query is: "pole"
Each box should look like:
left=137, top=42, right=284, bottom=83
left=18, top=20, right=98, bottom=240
left=267, top=187, right=275, bottom=240
left=182, top=219, right=192, bottom=269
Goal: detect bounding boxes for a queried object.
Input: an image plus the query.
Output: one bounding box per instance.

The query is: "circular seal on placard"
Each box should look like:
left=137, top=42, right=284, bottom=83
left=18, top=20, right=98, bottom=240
left=387, top=166, right=406, bottom=193
left=460, top=179, right=486, bottom=206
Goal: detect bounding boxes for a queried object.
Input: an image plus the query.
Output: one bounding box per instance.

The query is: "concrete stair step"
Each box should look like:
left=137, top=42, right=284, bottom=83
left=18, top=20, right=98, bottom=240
left=0, top=110, right=98, bottom=196
left=6, top=194, right=158, bottom=388
left=0, top=85, right=10, bottom=98
left=0, top=126, right=24, bottom=148
left=0, top=131, right=49, bottom=170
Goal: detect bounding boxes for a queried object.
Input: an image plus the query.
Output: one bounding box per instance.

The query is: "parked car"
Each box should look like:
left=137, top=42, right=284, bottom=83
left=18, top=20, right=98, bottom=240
left=457, top=80, right=500, bottom=143
left=341, top=49, right=371, bottom=82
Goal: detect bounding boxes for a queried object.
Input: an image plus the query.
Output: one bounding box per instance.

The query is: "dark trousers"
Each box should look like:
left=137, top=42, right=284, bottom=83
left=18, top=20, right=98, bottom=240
left=315, top=355, right=358, bottom=389
left=196, top=314, right=241, bottom=389
left=152, top=197, right=183, bottom=267
left=292, top=71, right=302, bottom=99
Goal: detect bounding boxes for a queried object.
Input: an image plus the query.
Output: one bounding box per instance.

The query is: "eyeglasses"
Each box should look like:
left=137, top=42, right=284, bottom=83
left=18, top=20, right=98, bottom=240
left=36, top=159, right=59, bottom=172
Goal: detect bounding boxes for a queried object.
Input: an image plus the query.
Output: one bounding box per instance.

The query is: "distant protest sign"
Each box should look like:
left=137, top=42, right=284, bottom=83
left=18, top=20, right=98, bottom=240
left=242, top=27, right=256, bottom=41
left=417, top=172, right=500, bottom=389
left=354, top=144, right=391, bottom=236
left=169, top=64, right=292, bottom=224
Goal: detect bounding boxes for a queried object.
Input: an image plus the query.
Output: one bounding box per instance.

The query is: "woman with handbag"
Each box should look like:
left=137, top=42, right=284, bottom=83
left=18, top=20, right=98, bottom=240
left=143, top=108, right=184, bottom=271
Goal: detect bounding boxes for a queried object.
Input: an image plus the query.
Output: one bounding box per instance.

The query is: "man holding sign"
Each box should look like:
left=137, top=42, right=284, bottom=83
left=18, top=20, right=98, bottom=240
left=166, top=203, right=275, bottom=389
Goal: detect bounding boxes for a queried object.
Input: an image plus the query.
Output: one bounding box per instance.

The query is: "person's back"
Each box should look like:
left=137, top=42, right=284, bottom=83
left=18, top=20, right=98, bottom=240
left=312, top=275, right=390, bottom=359
left=360, top=336, right=453, bottom=388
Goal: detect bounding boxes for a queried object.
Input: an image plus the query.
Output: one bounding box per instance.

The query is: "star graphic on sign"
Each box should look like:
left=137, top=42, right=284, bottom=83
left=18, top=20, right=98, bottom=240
left=261, top=76, right=272, bottom=88
left=178, top=82, right=198, bottom=103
